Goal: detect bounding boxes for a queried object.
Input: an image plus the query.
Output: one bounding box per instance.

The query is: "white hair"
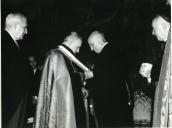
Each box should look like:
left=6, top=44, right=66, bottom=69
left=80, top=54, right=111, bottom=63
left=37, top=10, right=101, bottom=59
left=152, top=15, right=170, bottom=41
left=152, top=15, right=170, bottom=26
left=5, top=13, right=27, bottom=29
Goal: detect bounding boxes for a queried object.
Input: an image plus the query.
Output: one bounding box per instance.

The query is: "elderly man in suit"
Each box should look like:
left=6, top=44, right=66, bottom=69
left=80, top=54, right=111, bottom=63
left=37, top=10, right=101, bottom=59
left=2, top=13, right=33, bottom=128
left=86, top=30, right=131, bottom=127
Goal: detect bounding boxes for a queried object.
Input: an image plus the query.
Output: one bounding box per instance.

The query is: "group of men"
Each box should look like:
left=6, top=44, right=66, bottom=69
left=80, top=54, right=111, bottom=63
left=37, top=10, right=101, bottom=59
left=2, top=1, right=171, bottom=127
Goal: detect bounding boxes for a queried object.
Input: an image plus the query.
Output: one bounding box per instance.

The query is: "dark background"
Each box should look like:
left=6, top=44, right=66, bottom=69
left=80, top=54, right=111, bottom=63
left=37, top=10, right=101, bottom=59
left=2, top=1, right=171, bottom=127
left=2, top=0, right=170, bottom=72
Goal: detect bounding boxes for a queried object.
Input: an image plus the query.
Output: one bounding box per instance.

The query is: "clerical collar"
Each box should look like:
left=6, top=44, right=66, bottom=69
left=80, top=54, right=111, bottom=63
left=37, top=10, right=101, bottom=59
left=60, top=44, right=75, bottom=56
left=5, top=29, right=19, bottom=48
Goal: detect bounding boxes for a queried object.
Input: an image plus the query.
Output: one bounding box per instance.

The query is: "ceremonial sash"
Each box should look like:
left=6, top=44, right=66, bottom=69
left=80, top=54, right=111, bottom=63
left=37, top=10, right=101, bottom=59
left=58, top=45, right=90, bottom=72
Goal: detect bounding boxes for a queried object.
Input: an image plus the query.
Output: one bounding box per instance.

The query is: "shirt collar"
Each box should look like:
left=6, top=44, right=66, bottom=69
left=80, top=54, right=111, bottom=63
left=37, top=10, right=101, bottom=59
left=5, top=29, right=19, bottom=48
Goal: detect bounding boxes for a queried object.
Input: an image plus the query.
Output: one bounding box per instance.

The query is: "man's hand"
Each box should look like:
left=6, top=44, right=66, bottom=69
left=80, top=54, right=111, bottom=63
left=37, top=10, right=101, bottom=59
left=82, top=87, right=89, bottom=98
left=84, top=70, right=94, bottom=79
left=139, top=63, right=153, bottom=83
left=139, top=63, right=153, bottom=78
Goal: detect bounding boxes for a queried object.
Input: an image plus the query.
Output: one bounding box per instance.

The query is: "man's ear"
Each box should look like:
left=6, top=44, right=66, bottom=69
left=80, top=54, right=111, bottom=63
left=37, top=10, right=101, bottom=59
left=14, top=23, right=20, bottom=31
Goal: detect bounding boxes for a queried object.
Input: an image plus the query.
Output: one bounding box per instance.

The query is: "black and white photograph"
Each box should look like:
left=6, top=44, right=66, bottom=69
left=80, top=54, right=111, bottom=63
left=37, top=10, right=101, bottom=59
left=1, top=0, right=171, bottom=127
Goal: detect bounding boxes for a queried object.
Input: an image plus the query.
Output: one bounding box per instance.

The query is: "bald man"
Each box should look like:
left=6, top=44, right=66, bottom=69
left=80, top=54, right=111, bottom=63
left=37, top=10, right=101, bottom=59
left=35, top=32, right=93, bottom=128
left=139, top=15, right=170, bottom=81
left=87, top=31, right=131, bottom=127
left=152, top=15, right=170, bottom=42
left=2, top=13, right=33, bottom=128
left=151, top=14, right=171, bottom=127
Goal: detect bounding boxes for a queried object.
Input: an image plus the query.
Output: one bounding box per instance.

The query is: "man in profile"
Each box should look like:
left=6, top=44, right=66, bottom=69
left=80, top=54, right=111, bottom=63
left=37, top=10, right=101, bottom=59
left=2, top=13, right=33, bottom=128
left=151, top=14, right=171, bottom=127
left=86, top=30, right=131, bottom=127
left=35, top=32, right=93, bottom=128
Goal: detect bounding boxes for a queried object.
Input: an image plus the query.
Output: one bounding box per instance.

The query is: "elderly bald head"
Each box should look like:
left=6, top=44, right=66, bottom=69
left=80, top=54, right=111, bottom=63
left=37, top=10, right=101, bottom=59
left=152, top=15, right=170, bottom=42
left=5, top=13, right=28, bottom=41
left=63, top=32, right=82, bottom=54
left=88, top=31, right=107, bottom=53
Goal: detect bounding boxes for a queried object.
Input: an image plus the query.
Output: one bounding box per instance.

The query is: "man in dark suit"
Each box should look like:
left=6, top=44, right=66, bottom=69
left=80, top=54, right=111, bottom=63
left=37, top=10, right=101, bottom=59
left=26, top=55, right=42, bottom=126
left=86, top=31, right=131, bottom=127
left=2, top=13, right=33, bottom=128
